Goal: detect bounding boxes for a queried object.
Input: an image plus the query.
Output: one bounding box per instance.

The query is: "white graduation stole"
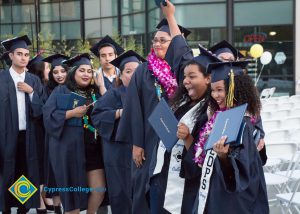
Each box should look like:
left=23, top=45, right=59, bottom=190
left=163, top=101, right=202, bottom=213
left=197, top=149, right=217, bottom=214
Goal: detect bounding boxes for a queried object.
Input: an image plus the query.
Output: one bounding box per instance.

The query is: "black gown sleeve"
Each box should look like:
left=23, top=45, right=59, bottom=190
left=116, top=64, right=145, bottom=148
left=91, top=89, right=120, bottom=142
left=42, top=86, right=68, bottom=139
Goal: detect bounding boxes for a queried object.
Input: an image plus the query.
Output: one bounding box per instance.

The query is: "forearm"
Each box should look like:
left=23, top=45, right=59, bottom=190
left=166, top=15, right=181, bottom=38
left=184, top=134, right=194, bottom=150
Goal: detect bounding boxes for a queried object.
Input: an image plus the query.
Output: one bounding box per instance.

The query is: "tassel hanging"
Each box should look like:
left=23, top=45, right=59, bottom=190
left=226, top=69, right=235, bottom=108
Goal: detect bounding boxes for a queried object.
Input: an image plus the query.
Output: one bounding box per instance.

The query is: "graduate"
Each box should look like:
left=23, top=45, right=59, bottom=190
left=209, top=40, right=267, bottom=164
left=115, top=1, right=193, bottom=213
left=149, top=45, right=221, bottom=214
left=43, top=54, right=70, bottom=98
left=0, top=35, right=44, bottom=213
left=42, top=53, right=70, bottom=214
left=194, top=61, right=269, bottom=214
left=26, top=53, right=56, bottom=213
left=209, top=40, right=245, bottom=62
left=91, top=50, right=146, bottom=214
left=27, top=54, right=50, bottom=84
left=90, top=35, right=125, bottom=95
left=43, top=53, right=105, bottom=214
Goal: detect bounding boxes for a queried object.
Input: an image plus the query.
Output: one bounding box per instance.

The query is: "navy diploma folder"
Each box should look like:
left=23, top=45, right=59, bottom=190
left=148, top=98, right=178, bottom=152
left=56, top=92, right=86, bottom=126
left=204, top=104, right=248, bottom=150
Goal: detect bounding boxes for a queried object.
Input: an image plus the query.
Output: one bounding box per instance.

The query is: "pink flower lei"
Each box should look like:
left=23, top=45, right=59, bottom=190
left=193, top=109, right=226, bottom=166
left=147, top=48, right=178, bottom=98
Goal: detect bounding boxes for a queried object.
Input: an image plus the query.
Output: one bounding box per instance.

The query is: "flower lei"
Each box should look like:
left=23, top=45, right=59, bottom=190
left=147, top=48, right=178, bottom=98
left=193, top=109, right=226, bottom=166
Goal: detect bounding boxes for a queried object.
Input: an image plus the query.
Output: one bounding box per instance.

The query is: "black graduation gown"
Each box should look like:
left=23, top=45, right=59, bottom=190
left=0, top=69, right=43, bottom=211
left=103, top=76, right=117, bottom=91
left=42, top=85, right=88, bottom=212
left=202, top=117, right=269, bottom=214
left=255, top=116, right=267, bottom=165
left=91, top=85, right=132, bottom=214
left=116, top=35, right=193, bottom=214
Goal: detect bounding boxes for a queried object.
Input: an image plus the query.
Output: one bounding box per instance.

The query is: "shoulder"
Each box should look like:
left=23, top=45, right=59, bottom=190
left=52, top=85, right=70, bottom=94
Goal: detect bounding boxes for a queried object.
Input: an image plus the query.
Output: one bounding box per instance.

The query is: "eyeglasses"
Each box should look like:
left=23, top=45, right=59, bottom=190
left=151, top=38, right=171, bottom=44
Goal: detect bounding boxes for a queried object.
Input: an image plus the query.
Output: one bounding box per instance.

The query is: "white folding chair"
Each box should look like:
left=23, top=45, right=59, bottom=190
left=281, top=117, right=300, bottom=130
left=276, top=177, right=300, bottom=213
left=277, top=103, right=294, bottom=111
left=292, top=109, right=300, bottom=118
left=269, top=87, right=276, bottom=98
left=264, top=143, right=299, bottom=205
left=260, top=88, right=271, bottom=99
left=270, top=110, right=290, bottom=120
left=262, top=104, right=279, bottom=112
left=263, top=119, right=281, bottom=132
left=264, top=129, right=289, bottom=144
left=290, top=95, right=300, bottom=103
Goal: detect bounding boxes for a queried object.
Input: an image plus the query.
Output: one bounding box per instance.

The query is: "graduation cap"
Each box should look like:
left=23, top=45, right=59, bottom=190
left=110, top=50, right=146, bottom=71
left=1, top=35, right=32, bottom=51
left=27, top=54, right=44, bottom=70
left=156, top=18, right=191, bottom=38
left=43, top=54, right=70, bottom=68
left=193, top=44, right=221, bottom=69
left=90, top=35, right=125, bottom=57
left=0, top=51, right=12, bottom=66
left=63, top=53, right=92, bottom=67
left=209, top=40, right=244, bottom=60
left=207, top=61, right=250, bottom=108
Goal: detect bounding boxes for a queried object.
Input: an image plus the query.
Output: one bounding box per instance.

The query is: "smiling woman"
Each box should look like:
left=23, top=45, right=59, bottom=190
left=43, top=53, right=106, bottom=214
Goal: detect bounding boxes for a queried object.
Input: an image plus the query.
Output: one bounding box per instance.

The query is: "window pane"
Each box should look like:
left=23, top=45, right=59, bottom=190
left=101, top=18, right=118, bottom=37
left=13, top=23, right=35, bottom=37
left=41, top=22, right=60, bottom=40
left=172, top=0, right=225, bottom=2
left=234, top=1, right=293, bottom=26
left=100, top=0, right=117, bottom=17
left=0, top=5, right=12, bottom=23
left=84, top=0, right=100, bottom=19
left=12, top=4, right=35, bottom=23
left=40, top=3, right=60, bottom=22
left=234, top=25, right=294, bottom=95
left=60, top=1, right=80, bottom=21
left=175, top=4, right=226, bottom=28
left=122, top=13, right=145, bottom=35
left=61, top=21, right=81, bottom=39
left=147, top=8, right=160, bottom=32
left=1, top=25, right=12, bottom=37
left=85, top=19, right=101, bottom=39
left=121, top=0, right=145, bottom=14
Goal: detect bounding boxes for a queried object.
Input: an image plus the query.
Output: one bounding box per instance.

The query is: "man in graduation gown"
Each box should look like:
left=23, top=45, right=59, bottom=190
left=90, top=35, right=125, bottom=94
left=0, top=35, right=44, bottom=213
left=116, top=1, right=193, bottom=213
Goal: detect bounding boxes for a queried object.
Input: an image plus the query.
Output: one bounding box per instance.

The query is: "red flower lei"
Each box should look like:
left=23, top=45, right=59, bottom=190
left=147, top=49, right=178, bottom=98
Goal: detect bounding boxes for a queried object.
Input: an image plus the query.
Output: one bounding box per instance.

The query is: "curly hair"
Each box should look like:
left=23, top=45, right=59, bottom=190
left=209, top=74, right=261, bottom=117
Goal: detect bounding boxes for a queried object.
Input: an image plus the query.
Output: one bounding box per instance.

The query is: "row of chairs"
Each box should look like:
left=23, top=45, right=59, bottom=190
left=263, top=117, right=300, bottom=132
left=264, top=142, right=300, bottom=213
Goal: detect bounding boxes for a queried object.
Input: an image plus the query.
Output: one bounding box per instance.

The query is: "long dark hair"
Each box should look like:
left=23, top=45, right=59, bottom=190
left=65, top=66, right=98, bottom=94
left=46, top=64, right=69, bottom=92
left=28, top=61, right=47, bottom=83
left=209, top=74, right=261, bottom=117
left=171, top=59, right=210, bottom=110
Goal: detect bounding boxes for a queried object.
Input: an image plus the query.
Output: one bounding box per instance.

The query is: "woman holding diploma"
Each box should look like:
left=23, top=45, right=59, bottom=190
left=194, top=61, right=269, bottom=214
left=43, top=53, right=105, bottom=214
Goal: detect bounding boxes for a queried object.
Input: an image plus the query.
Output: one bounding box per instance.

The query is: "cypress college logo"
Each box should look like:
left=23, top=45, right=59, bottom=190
left=8, top=175, right=38, bottom=204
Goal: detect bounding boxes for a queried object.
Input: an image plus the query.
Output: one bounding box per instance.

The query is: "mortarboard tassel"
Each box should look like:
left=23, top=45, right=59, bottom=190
left=226, top=69, right=235, bottom=108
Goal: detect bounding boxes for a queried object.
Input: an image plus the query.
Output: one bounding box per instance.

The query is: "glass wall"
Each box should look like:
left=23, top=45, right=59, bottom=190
left=0, top=0, right=296, bottom=94
left=84, top=0, right=118, bottom=38
left=234, top=0, right=294, bottom=95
